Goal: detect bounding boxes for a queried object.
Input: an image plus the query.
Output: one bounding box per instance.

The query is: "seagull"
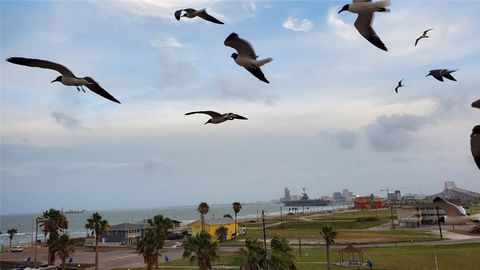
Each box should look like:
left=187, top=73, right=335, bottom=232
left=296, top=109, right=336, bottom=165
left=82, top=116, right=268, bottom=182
left=185, top=111, right=248, bottom=125
left=394, top=79, right=404, bottom=93
left=415, top=28, right=433, bottom=46
left=472, top=99, right=480, bottom=109
left=6, top=57, right=120, bottom=104
left=224, top=33, right=273, bottom=84
left=426, top=69, right=459, bottom=82
left=174, top=8, right=224, bottom=24
left=338, top=0, right=391, bottom=52
left=471, top=125, right=480, bottom=170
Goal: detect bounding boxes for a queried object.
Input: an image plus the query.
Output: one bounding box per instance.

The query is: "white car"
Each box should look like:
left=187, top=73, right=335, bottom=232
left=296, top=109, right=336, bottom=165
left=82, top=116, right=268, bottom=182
left=11, top=246, right=23, bottom=252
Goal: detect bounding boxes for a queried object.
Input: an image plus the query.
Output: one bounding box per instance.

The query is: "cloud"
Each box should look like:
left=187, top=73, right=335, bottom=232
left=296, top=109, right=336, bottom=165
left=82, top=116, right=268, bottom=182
left=50, top=111, right=85, bottom=130
left=332, top=130, right=358, bottom=149
left=282, top=17, right=313, bottom=32
left=151, top=37, right=184, bottom=48
left=366, top=114, right=426, bottom=152
left=215, top=77, right=277, bottom=105
left=326, top=7, right=357, bottom=41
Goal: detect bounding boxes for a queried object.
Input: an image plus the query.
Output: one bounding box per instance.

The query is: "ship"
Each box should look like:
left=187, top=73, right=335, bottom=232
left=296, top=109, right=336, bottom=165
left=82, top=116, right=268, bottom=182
left=282, top=188, right=329, bottom=207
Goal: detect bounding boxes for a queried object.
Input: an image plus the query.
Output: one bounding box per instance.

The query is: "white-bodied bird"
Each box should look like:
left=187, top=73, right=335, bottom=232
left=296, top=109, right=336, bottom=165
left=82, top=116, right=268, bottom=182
left=338, top=0, right=391, bottom=51
left=426, top=69, right=458, bottom=82
left=224, top=33, right=273, bottom=83
left=174, top=8, right=223, bottom=24
left=6, top=57, right=120, bottom=103
left=415, top=28, right=433, bottom=46
left=395, top=79, right=404, bottom=93
left=185, top=111, right=248, bottom=125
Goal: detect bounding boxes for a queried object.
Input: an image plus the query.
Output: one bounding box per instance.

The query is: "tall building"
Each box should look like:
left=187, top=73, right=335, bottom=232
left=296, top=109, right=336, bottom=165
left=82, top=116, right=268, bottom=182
left=333, top=192, right=344, bottom=202
left=281, top=187, right=291, bottom=202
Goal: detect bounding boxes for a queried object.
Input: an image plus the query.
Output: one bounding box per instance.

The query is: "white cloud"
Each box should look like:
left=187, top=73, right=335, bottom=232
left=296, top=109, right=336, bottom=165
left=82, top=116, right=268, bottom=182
left=282, top=17, right=313, bottom=32
left=326, top=7, right=357, bottom=41
left=151, top=37, right=184, bottom=48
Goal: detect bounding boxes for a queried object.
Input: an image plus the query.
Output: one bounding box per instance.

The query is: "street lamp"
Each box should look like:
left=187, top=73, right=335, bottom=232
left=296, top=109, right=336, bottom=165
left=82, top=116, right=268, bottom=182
left=34, top=216, right=43, bottom=265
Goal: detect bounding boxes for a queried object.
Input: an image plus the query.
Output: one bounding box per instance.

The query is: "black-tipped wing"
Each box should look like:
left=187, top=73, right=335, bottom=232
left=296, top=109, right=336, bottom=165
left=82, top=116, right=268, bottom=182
left=433, top=197, right=467, bottom=217
left=6, top=57, right=75, bottom=77
left=224, top=33, right=256, bottom=59
left=174, top=9, right=183, bottom=20
left=442, top=73, right=456, bottom=81
left=431, top=73, right=444, bottom=82
left=84, top=77, right=121, bottom=104
left=185, top=111, right=222, bottom=118
left=415, top=37, right=421, bottom=46
left=472, top=99, right=480, bottom=109
left=230, top=113, right=248, bottom=120
left=245, top=66, right=269, bottom=84
left=354, top=13, right=387, bottom=51
left=423, top=28, right=433, bottom=35
left=197, top=10, right=224, bottom=24
left=472, top=126, right=480, bottom=170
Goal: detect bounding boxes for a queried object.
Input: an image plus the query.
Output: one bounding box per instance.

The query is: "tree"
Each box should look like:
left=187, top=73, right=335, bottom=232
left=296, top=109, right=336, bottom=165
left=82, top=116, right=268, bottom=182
left=85, top=212, right=109, bottom=270
left=39, top=209, right=68, bottom=265
left=265, top=236, right=296, bottom=270
left=183, top=231, right=219, bottom=270
left=197, top=202, right=210, bottom=232
left=215, top=226, right=228, bottom=242
left=232, top=202, right=242, bottom=238
left=7, top=228, right=17, bottom=248
left=147, top=215, right=173, bottom=269
left=239, top=238, right=266, bottom=270
left=137, top=229, right=160, bottom=270
left=320, top=226, right=338, bottom=270
left=52, top=234, right=75, bottom=270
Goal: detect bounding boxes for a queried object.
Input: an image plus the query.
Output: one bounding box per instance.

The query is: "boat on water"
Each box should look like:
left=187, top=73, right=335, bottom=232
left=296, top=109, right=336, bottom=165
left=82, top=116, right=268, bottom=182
left=63, top=209, right=86, bottom=214
left=282, top=188, right=329, bottom=207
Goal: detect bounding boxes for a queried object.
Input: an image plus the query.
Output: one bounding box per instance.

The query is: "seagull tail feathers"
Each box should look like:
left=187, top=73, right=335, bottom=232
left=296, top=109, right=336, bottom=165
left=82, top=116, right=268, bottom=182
left=257, top=57, right=273, bottom=67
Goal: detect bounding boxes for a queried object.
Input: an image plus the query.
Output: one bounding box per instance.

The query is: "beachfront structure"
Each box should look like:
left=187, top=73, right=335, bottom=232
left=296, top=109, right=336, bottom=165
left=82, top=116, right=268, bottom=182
left=101, top=220, right=184, bottom=245
left=188, top=217, right=236, bottom=241
left=354, top=195, right=383, bottom=209
left=426, top=181, right=480, bottom=205
left=397, top=205, right=446, bottom=227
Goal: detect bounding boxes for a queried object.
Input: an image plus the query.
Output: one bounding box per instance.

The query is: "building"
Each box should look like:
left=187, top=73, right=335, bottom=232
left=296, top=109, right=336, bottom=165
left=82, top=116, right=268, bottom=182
left=387, top=190, right=402, bottom=201
left=342, top=189, right=354, bottom=203
left=333, top=192, right=344, bottom=202
left=397, top=205, right=446, bottom=227
left=102, top=223, right=145, bottom=245
left=354, top=195, right=383, bottom=209
left=426, top=181, right=480, bottom=205
left=188, top=217, right=236, bottom=241
left=281, top=187, right=291, bottom=202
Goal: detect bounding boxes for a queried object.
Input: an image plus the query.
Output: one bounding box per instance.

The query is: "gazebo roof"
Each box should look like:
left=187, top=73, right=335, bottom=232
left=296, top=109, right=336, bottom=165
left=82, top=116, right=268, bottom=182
left=339, top=244, right=363, bottom=253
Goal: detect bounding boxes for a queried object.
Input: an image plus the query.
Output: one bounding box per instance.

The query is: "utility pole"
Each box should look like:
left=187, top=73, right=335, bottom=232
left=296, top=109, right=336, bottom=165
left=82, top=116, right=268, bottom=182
left=280, top=206, right=283, bottom=229
left=298, top=237, right=302, bottom=257
left=34, top=217, right=41, bottom=265
left=262, top=210, right=267, bottom=251
left=436, top=207, right=443, bottom=240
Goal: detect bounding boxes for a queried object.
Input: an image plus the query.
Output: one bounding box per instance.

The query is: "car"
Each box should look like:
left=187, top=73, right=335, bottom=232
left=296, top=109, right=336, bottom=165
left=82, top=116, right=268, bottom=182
left=11, top=246, right=23, bottom=252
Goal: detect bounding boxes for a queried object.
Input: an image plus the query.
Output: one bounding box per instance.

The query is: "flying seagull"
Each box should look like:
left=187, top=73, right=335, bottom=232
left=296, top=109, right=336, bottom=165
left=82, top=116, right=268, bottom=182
left=415, top=28, right=433, bottom=46
left=6, top=57, right=120, bottom=104
left=224, top=33, right=273, bottom=83
left=471, top=125, right=480, bottom=170
left=472, top=99, right=480, bottom=109
left=394, top=79, right=404, bottom=93
left=338, top=0, right=391, bottom=51
left=174, top=8, right=223, bottom=24
left=426, top=69, right=458, bottom=82
left=185, top=111, right=248, bottom=125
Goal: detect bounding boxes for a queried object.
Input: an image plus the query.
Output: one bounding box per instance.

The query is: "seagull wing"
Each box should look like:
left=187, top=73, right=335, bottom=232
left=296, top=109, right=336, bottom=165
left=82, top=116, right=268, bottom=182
left=431, top=72, right=444, bottom=82
left=84, top=77, right=121, bottom=104
left=174, top=9, right=183, bottom=20
left=231, top=113, right=248, bottom=120
left=472, top=131, right=480, bottom=170
left=354, top=13, right=387, bottom=51
left=415, top=37, right=422, bottom=46
left=442, top=73, right=456, bottom=81
left=423, top=28, right=433, bottom=35
left=185, top=111, right=222, bottom=118
left=433, top=197, right=467, bottom=217
left=6, top=57, right=75, bottom=77
left=197, top=10, right=224, bottom=24
left=224, top=33, right=257, bottom=59
left=472, top=99, right=480, bottom=109
left=245, top=66, right=269, bottom=83
left=353, top=0, right=372, bottom=2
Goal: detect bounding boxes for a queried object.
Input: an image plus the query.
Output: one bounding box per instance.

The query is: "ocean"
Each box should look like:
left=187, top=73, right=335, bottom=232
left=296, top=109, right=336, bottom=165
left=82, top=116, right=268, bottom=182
left=0, top=202, right=349, bottom=246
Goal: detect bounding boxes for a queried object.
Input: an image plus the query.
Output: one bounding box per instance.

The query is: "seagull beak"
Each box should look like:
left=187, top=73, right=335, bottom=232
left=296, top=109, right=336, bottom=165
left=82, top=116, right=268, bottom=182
left=204, top=122, right=209, bottom=125
left=51, top=79, right=57, bottom=83
left=425, top=74, right=430, bottom=77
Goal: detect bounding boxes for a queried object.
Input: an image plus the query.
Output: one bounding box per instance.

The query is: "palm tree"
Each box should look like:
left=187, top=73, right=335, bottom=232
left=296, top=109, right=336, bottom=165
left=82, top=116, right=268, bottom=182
left=265, top=236, right=296, bottom=270
left=183, top=231, right=219, bottom=270
left=39, top=209, right=68, bottom=265
left=239, top=238, right=266, bottom=270
left=52, top=234, right=75, bottom=270
left=215, top=226, right=228, bottom=242
left=137, top=229, right=160, bottom=270
left=85, top=212, right=109, bottom=270
left=147, top=215, right=173, bottom=269
left=7, top=228, right=17, bottom=248
left=197, top=202, right=210, bottom=232
left=320, top=226, right=338, bottom=270
left=232, top=202, right=242, bottom=238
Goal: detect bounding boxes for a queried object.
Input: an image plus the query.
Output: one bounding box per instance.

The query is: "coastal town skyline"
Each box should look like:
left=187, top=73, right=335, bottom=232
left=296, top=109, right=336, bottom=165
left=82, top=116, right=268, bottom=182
left=2, top=1, right=479, bottom=215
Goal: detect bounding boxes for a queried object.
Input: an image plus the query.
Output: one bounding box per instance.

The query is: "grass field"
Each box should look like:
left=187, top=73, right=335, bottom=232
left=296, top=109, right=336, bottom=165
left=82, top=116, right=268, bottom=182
left=112, top=243, right=480, bottom=270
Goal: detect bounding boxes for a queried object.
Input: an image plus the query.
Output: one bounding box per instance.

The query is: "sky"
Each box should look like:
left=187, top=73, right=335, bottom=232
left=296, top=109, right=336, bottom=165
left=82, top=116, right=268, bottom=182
left=1, top=0, right=479, bottom=215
